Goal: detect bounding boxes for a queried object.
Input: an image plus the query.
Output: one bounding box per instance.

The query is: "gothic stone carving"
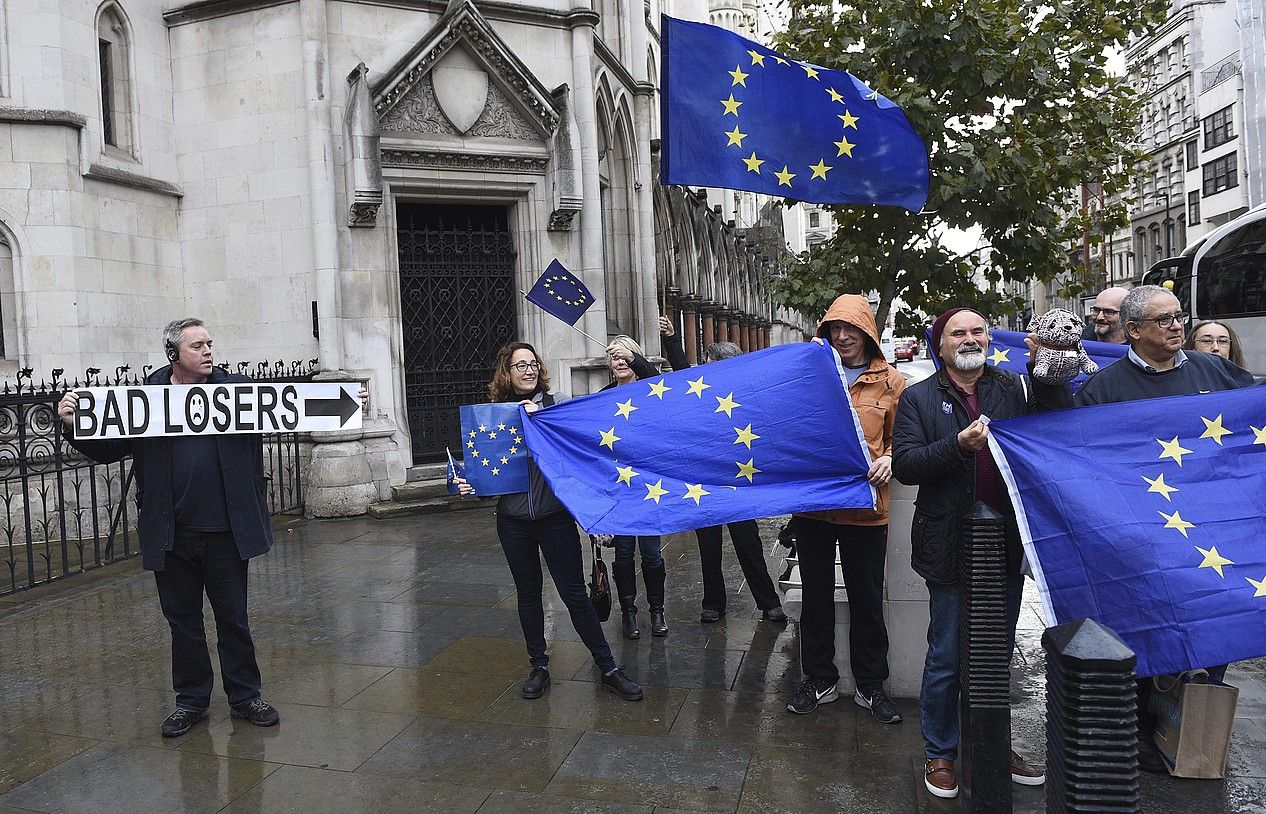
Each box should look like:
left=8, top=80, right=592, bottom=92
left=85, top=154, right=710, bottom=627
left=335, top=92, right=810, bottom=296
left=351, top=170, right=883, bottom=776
left=380, top=148, right=548, bottom=173
left=380, top=74, right=537, bottom=141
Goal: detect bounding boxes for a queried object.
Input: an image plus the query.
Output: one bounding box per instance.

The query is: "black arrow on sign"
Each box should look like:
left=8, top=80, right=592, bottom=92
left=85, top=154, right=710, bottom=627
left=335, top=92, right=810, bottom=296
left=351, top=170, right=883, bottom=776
left=304, top=389, right=360, bottom=426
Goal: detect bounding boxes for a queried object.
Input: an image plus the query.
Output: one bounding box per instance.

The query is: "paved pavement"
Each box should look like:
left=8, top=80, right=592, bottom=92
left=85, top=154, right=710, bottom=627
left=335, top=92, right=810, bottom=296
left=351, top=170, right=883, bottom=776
left=1, top=509, right=1264, bottom=813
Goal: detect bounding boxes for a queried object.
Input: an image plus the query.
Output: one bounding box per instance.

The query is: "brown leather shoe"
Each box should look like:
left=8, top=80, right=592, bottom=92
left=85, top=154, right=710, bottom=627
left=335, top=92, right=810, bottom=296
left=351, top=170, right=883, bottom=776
left=924, top=758, right=959, bottom=798
left=1010, top=750, right=1046, bottom=786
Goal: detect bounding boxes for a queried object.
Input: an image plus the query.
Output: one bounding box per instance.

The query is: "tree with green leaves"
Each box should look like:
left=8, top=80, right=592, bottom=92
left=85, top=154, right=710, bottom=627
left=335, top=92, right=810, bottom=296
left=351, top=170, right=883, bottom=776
left=772, top=0, right=1167, bottom=336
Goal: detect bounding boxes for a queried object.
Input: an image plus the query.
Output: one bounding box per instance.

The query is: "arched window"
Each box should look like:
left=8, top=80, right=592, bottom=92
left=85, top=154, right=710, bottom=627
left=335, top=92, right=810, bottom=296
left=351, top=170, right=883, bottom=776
left=96, top=3, right=134, bottom=155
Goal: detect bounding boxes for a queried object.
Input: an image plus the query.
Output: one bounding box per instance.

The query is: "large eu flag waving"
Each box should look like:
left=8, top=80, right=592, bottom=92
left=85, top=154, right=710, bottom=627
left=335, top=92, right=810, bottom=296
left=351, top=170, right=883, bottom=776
left=660, top=15, right=929, bottom=211
left=988, top=388, right=1266, bottom=677
left=521, top=343, right=876, bottom=535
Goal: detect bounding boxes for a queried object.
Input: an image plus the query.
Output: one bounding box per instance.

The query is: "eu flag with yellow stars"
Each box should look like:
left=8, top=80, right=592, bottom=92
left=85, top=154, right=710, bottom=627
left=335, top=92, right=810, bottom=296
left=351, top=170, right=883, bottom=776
left=519, top=342, right=876, bottom=535
left=988, top=387, right=1266, bottom=677
left=525, top=259, right=595, bottom=326
left=924, top=328, right=1128, bottom=391
left=660, top=15, right=929, bottom=211
left=459, top=403, right=530, bottom=495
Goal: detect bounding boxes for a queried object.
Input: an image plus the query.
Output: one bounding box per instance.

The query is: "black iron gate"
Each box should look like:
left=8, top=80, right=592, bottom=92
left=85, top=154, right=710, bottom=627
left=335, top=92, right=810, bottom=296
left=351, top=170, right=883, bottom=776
left=397, top=204, right=517, bottom=462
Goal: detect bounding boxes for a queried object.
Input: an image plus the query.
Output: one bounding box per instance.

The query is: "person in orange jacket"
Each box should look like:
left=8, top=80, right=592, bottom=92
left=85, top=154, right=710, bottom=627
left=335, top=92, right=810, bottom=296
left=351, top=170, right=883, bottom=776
left=785, top=294, right=906, bottom=725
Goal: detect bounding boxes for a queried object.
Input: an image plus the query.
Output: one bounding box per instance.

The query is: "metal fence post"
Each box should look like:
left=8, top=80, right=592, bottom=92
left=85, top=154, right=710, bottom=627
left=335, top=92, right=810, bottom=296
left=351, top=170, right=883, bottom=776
left=1042, top=618, right=1139, bottom=813
left=959, top=500, right=1012, bottom=812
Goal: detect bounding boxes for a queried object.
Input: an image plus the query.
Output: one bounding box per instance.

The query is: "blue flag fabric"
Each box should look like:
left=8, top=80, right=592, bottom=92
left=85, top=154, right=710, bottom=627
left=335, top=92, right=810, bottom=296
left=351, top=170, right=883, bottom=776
left=445, top=448, right=465, bottom=495
left=923, top=327, right=1128, bottom=391
left=520, top=343, right=876, bottom=535
left=988, top=388, right=1266, bottom=678
left=659, top=15, right=929, bottom=212
left=459, top=403, right=531, bottom=495
left=525, top=259, right=595, bottom=326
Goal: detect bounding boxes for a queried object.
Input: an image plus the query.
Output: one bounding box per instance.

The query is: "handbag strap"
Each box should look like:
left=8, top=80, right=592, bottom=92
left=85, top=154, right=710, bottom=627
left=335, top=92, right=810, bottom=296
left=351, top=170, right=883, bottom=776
left=589, top=534, right=603, bottom=563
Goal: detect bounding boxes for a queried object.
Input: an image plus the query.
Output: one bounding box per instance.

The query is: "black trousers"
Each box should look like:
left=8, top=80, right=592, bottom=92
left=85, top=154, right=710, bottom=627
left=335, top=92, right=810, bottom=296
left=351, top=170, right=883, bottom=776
left=695, top=520, right=781, bottom=612
left=154, top=529, right=262, bottom=712
left=795, top=517, right=889, bottom=691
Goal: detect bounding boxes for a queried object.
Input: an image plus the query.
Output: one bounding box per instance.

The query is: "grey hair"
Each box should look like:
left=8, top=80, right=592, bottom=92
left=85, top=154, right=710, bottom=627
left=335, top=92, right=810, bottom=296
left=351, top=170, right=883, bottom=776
left=704, top=341, right=743, bottom=362
left=608, top=335, right=644, bottom=358
left=162, top=317, right=204, bottom=352
left=1119, top=285, right=1169, bottom=337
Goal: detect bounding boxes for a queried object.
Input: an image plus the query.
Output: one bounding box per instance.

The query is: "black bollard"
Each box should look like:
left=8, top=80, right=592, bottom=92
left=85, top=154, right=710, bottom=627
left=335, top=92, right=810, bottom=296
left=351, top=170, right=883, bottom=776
left=1042, top=618, right=1139, bottom=813
left=959, top=501, right=1012, bottom=813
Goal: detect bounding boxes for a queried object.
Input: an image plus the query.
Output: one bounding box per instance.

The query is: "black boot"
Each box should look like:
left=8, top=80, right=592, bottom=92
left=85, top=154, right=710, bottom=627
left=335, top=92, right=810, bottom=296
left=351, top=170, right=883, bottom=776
left=645, top=563, right=668, bottom=637
left=613, top=560, right=639, bottom=640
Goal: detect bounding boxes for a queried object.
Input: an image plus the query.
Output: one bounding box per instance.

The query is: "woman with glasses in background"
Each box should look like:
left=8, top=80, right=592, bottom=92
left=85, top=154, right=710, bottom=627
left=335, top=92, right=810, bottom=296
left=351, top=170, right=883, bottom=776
left=1184, top=320, right=1246, bottom=368
left=453, top=342, right=643, bottom=702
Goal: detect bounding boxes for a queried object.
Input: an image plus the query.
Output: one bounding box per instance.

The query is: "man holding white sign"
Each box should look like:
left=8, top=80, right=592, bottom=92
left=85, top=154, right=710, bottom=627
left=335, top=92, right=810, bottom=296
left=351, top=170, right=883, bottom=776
left=57, top=318, right=301, bottom=737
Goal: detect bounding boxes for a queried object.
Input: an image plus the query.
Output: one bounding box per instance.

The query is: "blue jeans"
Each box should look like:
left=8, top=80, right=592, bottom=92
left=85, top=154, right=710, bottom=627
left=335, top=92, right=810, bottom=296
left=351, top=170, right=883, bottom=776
left=613, top=535, right=664, bottom=568
left=919, top=573, right=1024, bottom=760
left=154, top=529, right=262, bottom=712
left=497, top=512, right=617, bottom=674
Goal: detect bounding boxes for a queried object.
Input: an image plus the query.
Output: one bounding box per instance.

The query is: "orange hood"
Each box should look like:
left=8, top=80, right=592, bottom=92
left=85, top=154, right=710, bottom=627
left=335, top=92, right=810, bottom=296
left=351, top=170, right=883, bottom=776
left=816, top=294, right=882, bottom=355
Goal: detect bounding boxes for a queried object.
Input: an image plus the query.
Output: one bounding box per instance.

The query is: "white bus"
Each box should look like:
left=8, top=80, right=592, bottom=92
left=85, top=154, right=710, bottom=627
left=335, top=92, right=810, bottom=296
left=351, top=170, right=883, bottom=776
left=1141, top=203, right=1266, bottom=375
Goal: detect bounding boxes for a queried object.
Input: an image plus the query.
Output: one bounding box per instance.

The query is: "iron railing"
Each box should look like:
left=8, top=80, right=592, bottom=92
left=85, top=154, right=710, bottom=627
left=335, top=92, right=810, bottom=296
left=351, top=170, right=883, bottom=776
left=0, top=360, right=316, bottom=597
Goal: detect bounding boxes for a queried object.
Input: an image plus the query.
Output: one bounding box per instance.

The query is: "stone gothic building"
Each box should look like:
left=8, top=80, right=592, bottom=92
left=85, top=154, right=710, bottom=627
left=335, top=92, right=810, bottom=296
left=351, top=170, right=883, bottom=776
left=0, top=0, right=806, bottom=512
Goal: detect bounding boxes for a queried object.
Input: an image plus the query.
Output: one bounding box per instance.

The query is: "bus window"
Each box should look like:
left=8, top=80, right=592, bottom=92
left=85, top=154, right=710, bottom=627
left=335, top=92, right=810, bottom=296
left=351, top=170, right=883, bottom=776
left=1196, top=219, right=1266, bottom=318
left=1141, top=258, right=1193, bottom=315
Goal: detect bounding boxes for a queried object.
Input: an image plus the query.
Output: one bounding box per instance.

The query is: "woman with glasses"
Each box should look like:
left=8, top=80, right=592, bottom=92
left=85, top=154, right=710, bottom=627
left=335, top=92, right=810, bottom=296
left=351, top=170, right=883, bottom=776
left=599, top=332, right=672, bottom=639
left=1184, top=320, right=1246, bottom=368
left=453, top=342, right=643, bottom=701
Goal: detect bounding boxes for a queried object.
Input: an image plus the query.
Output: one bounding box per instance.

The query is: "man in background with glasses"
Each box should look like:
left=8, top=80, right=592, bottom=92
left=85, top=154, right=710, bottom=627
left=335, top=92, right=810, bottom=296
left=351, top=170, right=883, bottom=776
left=1080, top=286, right=1130, bottom=344
left=1072, top=284, right=1255, bottom=772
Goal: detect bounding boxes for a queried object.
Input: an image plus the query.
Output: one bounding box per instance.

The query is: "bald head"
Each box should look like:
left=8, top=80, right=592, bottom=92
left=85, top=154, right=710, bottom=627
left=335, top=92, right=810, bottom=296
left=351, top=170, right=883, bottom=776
left=1090, top=287, right=1129, bottom=344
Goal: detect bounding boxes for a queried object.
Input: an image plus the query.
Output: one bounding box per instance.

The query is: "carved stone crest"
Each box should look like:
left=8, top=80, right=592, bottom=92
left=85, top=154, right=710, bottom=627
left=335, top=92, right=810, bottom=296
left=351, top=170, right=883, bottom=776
left=432, top=47, right=488, bottom=134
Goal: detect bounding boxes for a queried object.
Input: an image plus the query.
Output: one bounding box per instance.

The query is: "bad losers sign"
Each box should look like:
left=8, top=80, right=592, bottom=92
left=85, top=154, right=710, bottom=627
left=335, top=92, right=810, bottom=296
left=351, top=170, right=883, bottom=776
left=72, top=383, right=362, bottom=439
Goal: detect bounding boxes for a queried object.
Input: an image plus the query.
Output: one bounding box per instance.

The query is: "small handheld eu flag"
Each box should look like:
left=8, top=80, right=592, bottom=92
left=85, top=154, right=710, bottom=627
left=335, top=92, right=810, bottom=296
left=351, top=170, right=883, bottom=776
left=445, top=447, right=465, bottom=495
left=660, top=15, right=929, bottom=211
left=525, top=260, right=595, bottom=327
left=459, top=403, right=531, bottom=495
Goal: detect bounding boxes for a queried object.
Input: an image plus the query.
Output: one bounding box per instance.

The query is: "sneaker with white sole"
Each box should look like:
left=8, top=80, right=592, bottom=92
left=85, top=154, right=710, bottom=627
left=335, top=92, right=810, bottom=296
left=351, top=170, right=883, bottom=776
left=786, top=678, right=839, bottom=714
left=854, top=687, right=903, bottom=724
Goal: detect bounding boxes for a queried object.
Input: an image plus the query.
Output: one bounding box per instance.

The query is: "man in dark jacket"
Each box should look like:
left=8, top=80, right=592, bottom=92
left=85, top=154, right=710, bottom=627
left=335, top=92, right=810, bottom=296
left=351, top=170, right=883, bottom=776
left=1073, top=284, right=1255, bottom=772
left=893, top=307, right=1068, bottom=800
left=56, top=318, right=280, bottom=738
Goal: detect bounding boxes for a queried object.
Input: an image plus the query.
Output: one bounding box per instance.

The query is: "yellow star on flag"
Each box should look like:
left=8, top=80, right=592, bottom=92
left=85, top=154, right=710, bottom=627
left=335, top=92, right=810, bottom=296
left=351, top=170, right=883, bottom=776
left=809, top=159, right=832, bottom=180
left=721, top=94, right=742, bottom=116
left=801, top=63, right=820, bottom=79
left=714, top=392, right=741, bottom=417
left=508, top=445, right=518, bottom=454
left=491, top=467, right=500, bottom=475
left=833, top=137, right=855, bottom=158
left=481, top=458, right=490, bottom=466
left=644, top=479, right=669, bottom=503
left=1200, top=415, right=1232, bottom=445
left=509, top=427, right=519, bottom=435
left=742, top=152, right=764, bottom=173
left=488, top=431, right=497, bottom=439
left=1195, top=545, right=1233, bottom=577
left=1159, top=509, right=1196, bottom=538
left=615, top=399, right=638, bottom=419
left=724, top=126, right=747, bottom=147
left=466, top=440, right=475, bottom=449
left=1247, top=575, right=1266, bottom=597
left=599, top=427, right=620, bottom=449
left=683, top=483, right=710, bottom=505
left=648, top=380, right=671, bottom=398
left=735, top=458, right=761, bottom=483
left=616, top=465, right=638, bottom=486
left=497, top=423, right=506, bottom=430
left=747, top=49, right=765, bottom=66
left=729, top=65, right=749, bottom=86
left=686, top=376, right=710, bottom=397
left=471, top=448, right=480, bottom=458
left=478, top=425, right=487, bottom=432
left=1157, top=436, right=1193, bottom=466
left=468, top=430, right=476, bottom=439
left=1143, top=473, right=1179, bottom=501
left=825, top=87, right=844, bottom=103
left=774, top=166, right=796, bottom=187
left=839, top=110, right=859, bottom=128
left=1252, top=425, right=1266, bottom=447
left=988, top=348, right=1010, bottom=365
left=773, top=55, right=788, bottom=65
left=734, top=423, right=760, bottom=449
left=500, top=456, right=509, bottom=464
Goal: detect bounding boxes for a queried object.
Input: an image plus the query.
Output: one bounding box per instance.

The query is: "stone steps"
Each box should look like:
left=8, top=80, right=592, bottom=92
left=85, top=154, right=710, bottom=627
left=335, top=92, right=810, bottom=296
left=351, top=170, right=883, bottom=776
left=367, top=495, right=492, bottom=518
left=368, top=462, right=488, bottom=518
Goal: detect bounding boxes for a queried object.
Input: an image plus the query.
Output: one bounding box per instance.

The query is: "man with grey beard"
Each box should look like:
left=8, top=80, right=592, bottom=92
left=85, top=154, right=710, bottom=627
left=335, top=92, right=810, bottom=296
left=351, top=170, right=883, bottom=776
left=892, top=307, right=1070, bottom=800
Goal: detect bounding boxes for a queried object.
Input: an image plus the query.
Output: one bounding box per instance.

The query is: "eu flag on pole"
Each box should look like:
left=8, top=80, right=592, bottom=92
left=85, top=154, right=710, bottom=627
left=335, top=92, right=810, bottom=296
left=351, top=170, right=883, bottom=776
left=923, top=328, right=1128, bottom=391
left=459, top=403, right=530, bottom=495
left=520, top=342, right=876, bottom=535
left=525, top=259, right=595, bottom=326
left=988, top=387, right=1266, bottom=677
left=660, top=15, right=929, bottom=212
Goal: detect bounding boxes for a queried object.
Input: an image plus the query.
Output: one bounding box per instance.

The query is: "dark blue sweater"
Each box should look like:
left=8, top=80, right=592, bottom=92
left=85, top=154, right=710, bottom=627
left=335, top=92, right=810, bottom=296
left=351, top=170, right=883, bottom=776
left=1074, top=351, right=1256, bottom=406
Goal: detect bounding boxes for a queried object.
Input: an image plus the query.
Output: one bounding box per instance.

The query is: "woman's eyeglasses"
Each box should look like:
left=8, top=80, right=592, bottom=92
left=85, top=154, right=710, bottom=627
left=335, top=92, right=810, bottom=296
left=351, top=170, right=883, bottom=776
left=510, top=361, right=541, bottom=373
left=1194, top=336, right=1231, bottom=348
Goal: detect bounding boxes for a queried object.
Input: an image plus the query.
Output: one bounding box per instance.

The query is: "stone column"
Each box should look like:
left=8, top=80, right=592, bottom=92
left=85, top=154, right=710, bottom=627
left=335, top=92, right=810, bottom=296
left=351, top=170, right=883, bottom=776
left=681, top=295, right=700, bottom=366
left=700, top=302, right=717, bottom=351
left=716, top=310, right=729, bottom=344
left=762, top=321, right=771, bottom=349
left=567, top=6, right=606, bottom=347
